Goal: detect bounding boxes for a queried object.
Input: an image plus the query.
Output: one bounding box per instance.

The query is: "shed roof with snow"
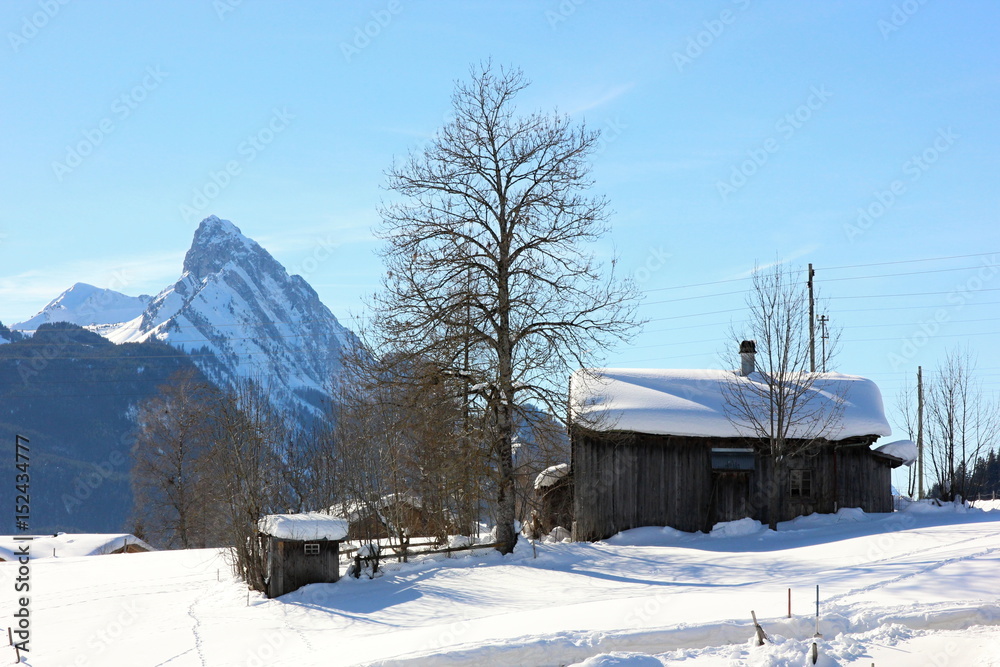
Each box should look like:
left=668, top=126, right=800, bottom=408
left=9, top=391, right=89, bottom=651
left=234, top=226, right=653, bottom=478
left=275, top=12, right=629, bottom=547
left=570, top=368, right=892, bottom=440
left=258, top=512, right=349, bottom=541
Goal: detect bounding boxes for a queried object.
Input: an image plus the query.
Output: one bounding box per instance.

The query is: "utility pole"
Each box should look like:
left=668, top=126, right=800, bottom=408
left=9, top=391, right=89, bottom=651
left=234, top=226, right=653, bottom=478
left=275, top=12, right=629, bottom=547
left=818, top=315, right=829, bottom=372
left=808, top=264, right=816, bottom=373
left=917, top=365, right=924, bottom=499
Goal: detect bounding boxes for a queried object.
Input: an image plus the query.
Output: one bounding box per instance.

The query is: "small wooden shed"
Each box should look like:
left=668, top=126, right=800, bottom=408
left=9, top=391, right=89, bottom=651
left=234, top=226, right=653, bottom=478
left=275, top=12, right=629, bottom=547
left=570, top=366, right=905, bottom=540
left=533, top=464, right=574, bottom=535
left=258, top=513, right=349, bottom=598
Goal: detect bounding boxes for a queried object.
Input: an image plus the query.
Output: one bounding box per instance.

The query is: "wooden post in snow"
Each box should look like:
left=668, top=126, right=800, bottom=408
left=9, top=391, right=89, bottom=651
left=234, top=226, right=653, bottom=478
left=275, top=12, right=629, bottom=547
left=814, top=584, right=822, bottom=637
left=751, top=610, right=767, bottom=646
left=917, top=366, right=924, bottom=499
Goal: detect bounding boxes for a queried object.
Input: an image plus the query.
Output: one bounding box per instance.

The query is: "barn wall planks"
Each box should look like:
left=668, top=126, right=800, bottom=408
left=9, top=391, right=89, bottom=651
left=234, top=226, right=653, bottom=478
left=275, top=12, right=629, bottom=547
left=572, top=427, right=898, bottom=541
left=265, top=537, right=340, bottom=598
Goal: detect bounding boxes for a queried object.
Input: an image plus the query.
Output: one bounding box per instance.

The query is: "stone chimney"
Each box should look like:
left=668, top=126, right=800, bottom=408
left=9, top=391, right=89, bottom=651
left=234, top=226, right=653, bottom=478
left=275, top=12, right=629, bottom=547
left=739, top=340, right=756, bottom=376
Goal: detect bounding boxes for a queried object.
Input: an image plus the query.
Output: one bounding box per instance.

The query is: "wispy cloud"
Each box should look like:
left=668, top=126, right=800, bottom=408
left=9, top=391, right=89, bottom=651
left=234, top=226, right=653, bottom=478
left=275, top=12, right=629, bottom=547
left=255, top=217, right=377, bottom=255
left=731, top=244, right=820, bottom=279
left=565, top=82, right=636, bottom=116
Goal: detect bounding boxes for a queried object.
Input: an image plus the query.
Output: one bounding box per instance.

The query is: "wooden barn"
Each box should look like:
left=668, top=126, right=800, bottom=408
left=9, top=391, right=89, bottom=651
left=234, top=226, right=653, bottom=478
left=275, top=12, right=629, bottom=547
left=258, top=513, right=349, bottom=598
left=532, top=464, right=573, bottom=536
left=570, top=360, right=907, bottom=541
left=331, top=493, right=452, bottom=542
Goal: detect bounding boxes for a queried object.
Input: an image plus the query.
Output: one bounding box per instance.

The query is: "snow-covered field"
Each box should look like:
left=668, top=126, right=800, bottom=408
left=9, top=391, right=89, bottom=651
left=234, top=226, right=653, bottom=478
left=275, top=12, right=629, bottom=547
left=4, top=504, right=999, bottom=666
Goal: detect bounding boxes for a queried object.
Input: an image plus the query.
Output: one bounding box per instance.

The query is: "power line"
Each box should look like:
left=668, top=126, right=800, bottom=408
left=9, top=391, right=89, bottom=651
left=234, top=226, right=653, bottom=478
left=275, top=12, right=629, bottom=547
left=842, top=330, right=1000, bottom=343
left=843, top=316, right=1000, bottom=330
left=822, top=264, right=997, bottom=282
left=636, top=250, right=998, bottom=295
left=829, top=288, right=1000, bottom=300
left=835, top=299, right=1000, bottom=314
left=823, top=251, right=999, bottom=272
left=642, top=289, right=746, bottom=306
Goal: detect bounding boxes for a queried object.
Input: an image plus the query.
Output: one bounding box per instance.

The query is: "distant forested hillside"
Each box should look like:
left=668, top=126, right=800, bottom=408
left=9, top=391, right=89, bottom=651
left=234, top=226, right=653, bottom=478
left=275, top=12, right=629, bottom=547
left=0, top=323, right=209, bottom=533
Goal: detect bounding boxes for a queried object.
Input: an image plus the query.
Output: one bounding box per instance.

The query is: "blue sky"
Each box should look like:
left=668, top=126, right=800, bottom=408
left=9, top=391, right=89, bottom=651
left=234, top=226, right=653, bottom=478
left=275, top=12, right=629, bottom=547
left=2, top=1, right=999, bottom=479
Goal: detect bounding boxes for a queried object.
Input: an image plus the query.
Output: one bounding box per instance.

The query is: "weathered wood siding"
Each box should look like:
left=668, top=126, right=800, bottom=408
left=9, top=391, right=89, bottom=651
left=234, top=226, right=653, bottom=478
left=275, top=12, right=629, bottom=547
left=537, top=479, right=574, bottom=534
left=265, top=538, right=340, bottom=598
left=574, top=429, right=717, bottom=539
left=573, top=427, right=895, bottom=540
left=835, top=446, right=895, bottom=513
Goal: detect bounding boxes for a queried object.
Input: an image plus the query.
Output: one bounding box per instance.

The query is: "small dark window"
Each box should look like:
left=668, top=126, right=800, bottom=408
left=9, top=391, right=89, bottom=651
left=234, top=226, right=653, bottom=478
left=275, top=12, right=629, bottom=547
left=304, top=543, right=320, bottom=556
left=789, top=469, right=813, bottom=498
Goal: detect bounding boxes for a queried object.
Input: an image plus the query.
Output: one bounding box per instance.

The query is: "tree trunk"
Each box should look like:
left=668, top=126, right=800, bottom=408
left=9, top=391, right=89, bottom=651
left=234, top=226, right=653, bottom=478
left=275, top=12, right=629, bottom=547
left=495, top=416, right=516, bottom=554
left=769, top=456, right=784, bottom=531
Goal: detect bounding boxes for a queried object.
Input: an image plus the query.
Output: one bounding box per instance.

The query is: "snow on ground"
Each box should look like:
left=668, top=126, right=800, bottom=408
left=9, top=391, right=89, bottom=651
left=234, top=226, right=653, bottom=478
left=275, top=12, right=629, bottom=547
left=2, top=506, right=998, bottom=666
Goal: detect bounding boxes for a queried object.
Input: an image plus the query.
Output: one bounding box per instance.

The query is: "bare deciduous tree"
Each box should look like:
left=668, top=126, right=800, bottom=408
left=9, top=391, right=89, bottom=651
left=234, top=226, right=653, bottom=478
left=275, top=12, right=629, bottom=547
left=894, top=380, right=917, bottom=497
left=925, top=347, right=1000, bottom=501
left=334, top=348, right=489, bottom=545
left=130, top=369, right=221, bottom=549
left=209, top=377, right=289, bottom=592
left=722, top=263, right=845, bottom=530
left=372, top=62, right=640, bottom=552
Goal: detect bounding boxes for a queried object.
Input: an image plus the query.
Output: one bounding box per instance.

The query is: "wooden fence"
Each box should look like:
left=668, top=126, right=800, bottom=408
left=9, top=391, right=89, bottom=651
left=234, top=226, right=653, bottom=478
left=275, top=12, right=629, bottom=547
left=345, top=540, right=504, bottom=578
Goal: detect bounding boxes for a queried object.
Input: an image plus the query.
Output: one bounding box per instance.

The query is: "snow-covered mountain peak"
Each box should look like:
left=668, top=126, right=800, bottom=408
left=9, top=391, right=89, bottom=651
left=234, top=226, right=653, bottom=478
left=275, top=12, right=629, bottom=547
left=183, top=216, right=262, bottom=282
left=15, top=216, right=356, bottom=418
left=14, top=282, right=151, bottom=331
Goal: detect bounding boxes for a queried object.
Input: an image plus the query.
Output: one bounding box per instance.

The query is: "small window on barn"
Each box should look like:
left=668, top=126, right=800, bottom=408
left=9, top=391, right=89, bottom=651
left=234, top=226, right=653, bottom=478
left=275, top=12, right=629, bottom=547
left=304, top=543, right=320, bottom=556
left=789, top=469, right=813, bottom=498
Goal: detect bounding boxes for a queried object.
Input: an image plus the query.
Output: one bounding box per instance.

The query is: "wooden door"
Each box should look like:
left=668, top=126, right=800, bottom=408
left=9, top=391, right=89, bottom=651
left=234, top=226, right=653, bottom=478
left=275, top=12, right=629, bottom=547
left=709, top=471, right=751, bottom=527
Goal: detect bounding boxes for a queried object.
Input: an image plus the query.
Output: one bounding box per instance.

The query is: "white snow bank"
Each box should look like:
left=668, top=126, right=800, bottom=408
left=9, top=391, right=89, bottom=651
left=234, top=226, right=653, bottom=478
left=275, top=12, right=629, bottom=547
left=571, top=368, right=891, bottom=439
left=605, top=525, right=690, bottom=547
left=0, top=533, right=151, bottom=561
left=899, top=498, right=977, bottom=514
left=448, top=535, right=472, bottom=549
left=709, top=517, right=766, bottom=538
left=568, top=652, right=665, bottom=666
left=782, top=507, right=870, bottom=529
left=875, top=439, right=918, bottom=465
left=544, top=526, right=572, bottom=543
left=534, top=463, right=570, bottom=490
left=258, top=512, right=349, bottom=541
left=971, top=498, right=1000, bottom=511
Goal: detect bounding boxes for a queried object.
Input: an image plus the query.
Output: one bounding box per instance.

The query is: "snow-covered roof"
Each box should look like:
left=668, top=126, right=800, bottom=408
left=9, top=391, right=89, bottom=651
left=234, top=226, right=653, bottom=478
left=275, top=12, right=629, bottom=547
left=875, top=439, right=918, bottom=465
left=0, top=533, right=152, bottom=561
left=570, top=368, right=891, bottom=440
left=258, top=513, right=349, bottom=541
left=534, top=464, right=570, bottom=491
